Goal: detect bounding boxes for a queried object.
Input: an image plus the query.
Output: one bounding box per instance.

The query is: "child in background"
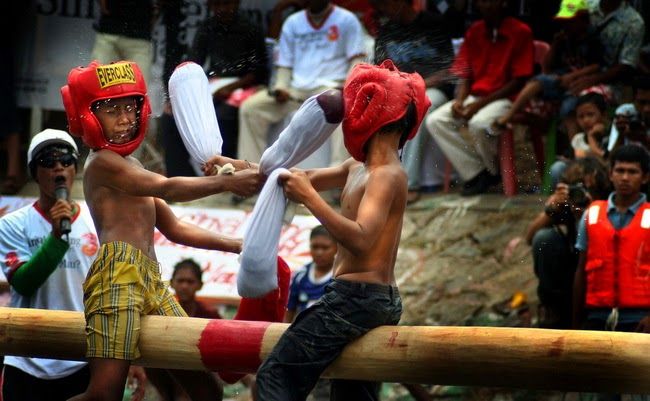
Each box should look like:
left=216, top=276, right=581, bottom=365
left=284, top=225, right=337, bottom=323
left=170, top=259, right=221, bottom=319
left=147, top=259, right=222, bottom=401
left=548, top=92, right=609, bottom=189
left=570, top=92, right=608, bottom=159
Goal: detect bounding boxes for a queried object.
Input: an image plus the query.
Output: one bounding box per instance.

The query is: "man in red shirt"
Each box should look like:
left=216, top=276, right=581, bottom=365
left=426, top=0, right=533, bottom=196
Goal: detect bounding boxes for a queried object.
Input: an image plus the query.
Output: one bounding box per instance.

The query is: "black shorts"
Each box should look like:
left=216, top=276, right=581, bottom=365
left=2, top=364, right=90, bottom=401
left=256, top=279, right=402, bottom=401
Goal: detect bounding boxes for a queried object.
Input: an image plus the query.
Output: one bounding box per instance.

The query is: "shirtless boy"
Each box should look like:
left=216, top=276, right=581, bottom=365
left=255, top=60, right=431, bottom=401
left=61, top=60, right=261, bottom=401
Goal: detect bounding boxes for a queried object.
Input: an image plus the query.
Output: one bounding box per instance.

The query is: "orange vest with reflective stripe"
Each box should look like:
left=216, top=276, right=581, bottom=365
left=585, top=200, right=650, bottom=308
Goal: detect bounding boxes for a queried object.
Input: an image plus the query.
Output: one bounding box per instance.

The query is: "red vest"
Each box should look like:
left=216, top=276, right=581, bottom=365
left=585, top=200, right=650, bottom=308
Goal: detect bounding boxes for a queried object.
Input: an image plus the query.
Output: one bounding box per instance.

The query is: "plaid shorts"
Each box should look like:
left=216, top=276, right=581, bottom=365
left=82, top=241, right=187, bottom=360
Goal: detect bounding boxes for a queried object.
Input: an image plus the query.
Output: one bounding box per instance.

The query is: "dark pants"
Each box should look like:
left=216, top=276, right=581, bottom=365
left=160, top=112, right=196, bottom=177
left=532, top=227, right=577, bottom=328
left=256, top=279, right=402, bottom=401
left=2, top=364, right=90, bottom=401
left=214, top=99, right=239, bottom=159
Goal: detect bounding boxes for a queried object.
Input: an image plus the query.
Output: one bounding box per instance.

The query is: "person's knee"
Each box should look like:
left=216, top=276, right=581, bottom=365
left=426, top=109, right=449, bottom=137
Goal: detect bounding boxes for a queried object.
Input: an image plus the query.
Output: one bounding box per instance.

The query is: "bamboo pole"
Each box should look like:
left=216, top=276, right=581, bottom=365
left=1, top=307, right=649, bottom=392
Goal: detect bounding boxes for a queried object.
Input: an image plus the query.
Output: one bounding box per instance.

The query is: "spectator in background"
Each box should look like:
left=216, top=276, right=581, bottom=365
left=573, top=145, right=650, bottom=335
left=426, top=0, right=534, bottom=196
left=159, top=0, right=197, bottom=178
left=526, top=157, right=610, bottom=329
left=285, top=225, right=337, bottom=323
left=548, top=92, right=609, bottom=188
left=564, top=0, right=645, bottom=126
left=494, top=0, right=603, bottom=135
left=91, top=0, right=154, bottom=85
left=147, top=259, right=223, bottom=401
left=188, top=0, right=269, bottom=159
left=569, top=92, right=609, bottom=160
left=607, top=103, right=648, bottom=151
left=0, top=39, right=24, bottom=195
left=238, top=0, right=366, bottom=166
left=370, top=0, right=456, bottom=203
left=170, top=258, right=222, bottom=319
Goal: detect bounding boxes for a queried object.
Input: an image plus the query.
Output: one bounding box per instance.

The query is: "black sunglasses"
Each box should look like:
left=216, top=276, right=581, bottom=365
left=37, top=154, right=77, bottom=168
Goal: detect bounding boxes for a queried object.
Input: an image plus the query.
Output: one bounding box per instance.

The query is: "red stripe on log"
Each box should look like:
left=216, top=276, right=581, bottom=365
left=198, top=319, right=270, bottom=372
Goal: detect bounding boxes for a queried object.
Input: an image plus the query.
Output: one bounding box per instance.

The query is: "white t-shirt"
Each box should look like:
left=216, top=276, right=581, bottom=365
left=277, top=6, right=365, bottom=91
left=0, top=202, right=98, bottom=379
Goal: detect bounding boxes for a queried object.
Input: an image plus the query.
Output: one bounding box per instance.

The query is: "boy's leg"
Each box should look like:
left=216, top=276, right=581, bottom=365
left=67, top=359, right=131, bottom=401
left=255, top=302, right=356, bottom=401
left=467, top=98, right=512, bottom=176
left=256, top=282, right=402, bottom=401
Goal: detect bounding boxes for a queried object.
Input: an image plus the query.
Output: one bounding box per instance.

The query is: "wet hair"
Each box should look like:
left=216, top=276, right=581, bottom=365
left=310, top=225, right=334, bottom=241
left=362, top=102, right=417, bottom=156
left=377, top=102, right=417, bottom=149
left=172, top=258, right=203, bottom=283
left=575, top=92, right=608, bottom=114
left=609, top=144, right=650, bottom=174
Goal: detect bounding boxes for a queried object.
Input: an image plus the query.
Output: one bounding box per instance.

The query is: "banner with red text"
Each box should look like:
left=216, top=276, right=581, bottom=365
left=0, top=196, right=319, bottom=301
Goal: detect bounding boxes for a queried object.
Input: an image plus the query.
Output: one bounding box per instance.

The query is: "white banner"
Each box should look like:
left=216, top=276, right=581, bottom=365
left=0, top=196, right=319, bottom=301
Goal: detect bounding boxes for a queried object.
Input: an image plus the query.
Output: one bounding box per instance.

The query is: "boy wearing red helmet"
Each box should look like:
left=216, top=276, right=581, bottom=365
left=61, top=60, right=262, bottom=401
left=255, top=60, right=430, bottom=400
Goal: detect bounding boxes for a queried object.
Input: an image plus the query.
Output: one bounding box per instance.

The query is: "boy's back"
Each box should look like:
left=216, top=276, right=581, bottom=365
left=334, top=158, right=407, bottom=284
left=256, top=60, right=430, bottom=401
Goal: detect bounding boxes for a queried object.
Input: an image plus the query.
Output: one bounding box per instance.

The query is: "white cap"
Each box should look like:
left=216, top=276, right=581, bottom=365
left=27, top=129, right=79, bottom=166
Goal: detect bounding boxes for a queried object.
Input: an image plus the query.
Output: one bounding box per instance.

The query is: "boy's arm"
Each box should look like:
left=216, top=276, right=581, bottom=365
left=280, top=167, right=405, bottom=255
left=304, top=158, right=357, bottom=192
left=89, top=150, right=261, bottom=201
left=153, top=198, right=242, bottom=253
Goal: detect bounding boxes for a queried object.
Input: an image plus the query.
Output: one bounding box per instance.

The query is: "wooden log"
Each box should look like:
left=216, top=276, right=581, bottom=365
left=0, top=307, right=649, bottom=392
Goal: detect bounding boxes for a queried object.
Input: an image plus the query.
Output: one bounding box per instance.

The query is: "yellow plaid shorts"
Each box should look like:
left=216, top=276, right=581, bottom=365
left=82, top=241, right=187, bottom=360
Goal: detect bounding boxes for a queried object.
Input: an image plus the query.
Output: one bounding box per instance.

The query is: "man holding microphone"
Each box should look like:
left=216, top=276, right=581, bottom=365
left=0, top=129, right=99, bottom=400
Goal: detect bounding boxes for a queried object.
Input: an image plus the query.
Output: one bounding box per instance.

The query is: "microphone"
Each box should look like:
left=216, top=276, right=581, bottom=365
left=54, top=176, right=71, bottom=238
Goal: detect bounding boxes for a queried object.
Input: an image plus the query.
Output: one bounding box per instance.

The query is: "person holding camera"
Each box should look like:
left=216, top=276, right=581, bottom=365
left=526, top=157, right=610, bottom=329
left=573, top=144, right=650, bottom=333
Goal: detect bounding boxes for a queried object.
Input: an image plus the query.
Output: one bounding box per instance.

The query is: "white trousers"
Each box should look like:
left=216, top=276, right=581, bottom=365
left=401, top=87, right=450, bottom=189
left=238, top=87, right=349, bottom=165
left=426, top=95, right=511, bottom=181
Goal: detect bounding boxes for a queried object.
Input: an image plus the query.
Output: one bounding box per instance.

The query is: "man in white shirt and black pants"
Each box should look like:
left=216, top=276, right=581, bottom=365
left=238, top=0, right=367, bottom=167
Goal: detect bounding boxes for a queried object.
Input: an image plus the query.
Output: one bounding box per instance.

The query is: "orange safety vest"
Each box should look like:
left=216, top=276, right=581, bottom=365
left=585, top=200, right=650, bottom=308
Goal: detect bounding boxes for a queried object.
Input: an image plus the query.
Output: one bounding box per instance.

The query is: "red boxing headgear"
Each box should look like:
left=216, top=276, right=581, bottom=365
left=61, top=60, right=150, bottom=156
left=342, top=60, right=430, bottom=162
